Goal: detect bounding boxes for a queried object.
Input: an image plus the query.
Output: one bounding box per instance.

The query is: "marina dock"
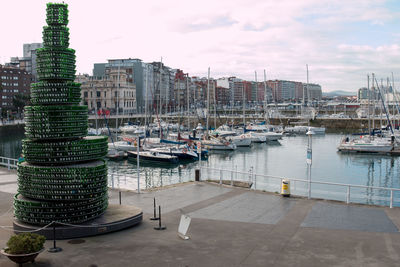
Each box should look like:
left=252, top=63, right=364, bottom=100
left=1, top=168, right=400, bottom=266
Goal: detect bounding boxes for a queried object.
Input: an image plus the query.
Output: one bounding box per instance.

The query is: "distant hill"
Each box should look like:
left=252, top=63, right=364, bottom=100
left=323, top=90, right=356, bottom=97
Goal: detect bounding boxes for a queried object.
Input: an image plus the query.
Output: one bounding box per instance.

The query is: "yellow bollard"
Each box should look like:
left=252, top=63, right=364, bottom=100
left=281, top=179, right=290, bottom=197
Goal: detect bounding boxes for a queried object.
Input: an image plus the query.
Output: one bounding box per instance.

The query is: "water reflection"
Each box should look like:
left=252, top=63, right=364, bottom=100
left=2, top=126, right=400, bottom=207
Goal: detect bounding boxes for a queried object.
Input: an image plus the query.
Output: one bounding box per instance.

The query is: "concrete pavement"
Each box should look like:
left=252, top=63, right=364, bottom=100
left=1, top=169, right=400, bottom=266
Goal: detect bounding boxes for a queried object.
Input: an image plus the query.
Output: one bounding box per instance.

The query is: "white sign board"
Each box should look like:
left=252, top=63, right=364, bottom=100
left=306, top=149, right=312, bottom=165
left=178, top=214, right=191, bottom=240
left=196, top=141, right=201, bottom=154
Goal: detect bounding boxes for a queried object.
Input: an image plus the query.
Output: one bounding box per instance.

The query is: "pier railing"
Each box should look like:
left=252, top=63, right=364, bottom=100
left=0, top=156, right=18, bottom=170
left=200, top=166, right=400, bottom=208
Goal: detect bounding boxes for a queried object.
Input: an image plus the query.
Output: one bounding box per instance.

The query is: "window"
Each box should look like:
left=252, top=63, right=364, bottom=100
left=84, top=92, right=88, bottom=97
left=96, top=91, right=101, bottom=97
left=104, top=91, right=106, bottom=97
left=14, top=89, right=19, bottom=93
left=13, top=76, right=18, bottom=80
left=13, top=83, right=18, bottom=86
left=90, top=91, right=93, bottom=98
left=97, top=102, right=101, bottom=108
left=115, top=91, right=118, bottom=97
left=2, top=96, right=7, bottom=99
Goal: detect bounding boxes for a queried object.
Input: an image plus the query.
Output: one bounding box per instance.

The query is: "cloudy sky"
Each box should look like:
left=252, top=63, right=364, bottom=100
left=2, top=0, right=400, bottom=92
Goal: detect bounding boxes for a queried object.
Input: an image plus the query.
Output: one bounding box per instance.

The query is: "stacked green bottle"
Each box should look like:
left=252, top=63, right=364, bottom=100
left=14, top=3, right=109, bottom=225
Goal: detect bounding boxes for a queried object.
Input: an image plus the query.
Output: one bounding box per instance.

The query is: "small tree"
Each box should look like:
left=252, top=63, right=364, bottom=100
left=5, top=233, right=46, bottom=254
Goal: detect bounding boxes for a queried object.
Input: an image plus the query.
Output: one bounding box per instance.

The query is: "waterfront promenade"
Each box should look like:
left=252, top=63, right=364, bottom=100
left=1, top=168, right=400, bottom=266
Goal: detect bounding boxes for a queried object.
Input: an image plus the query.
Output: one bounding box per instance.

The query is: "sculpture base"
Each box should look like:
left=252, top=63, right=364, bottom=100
left=13, top=204, right=142, bottom=240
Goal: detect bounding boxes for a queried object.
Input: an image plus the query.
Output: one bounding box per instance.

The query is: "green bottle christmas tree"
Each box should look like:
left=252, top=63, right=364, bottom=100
left=14, top=3, right=109, bottom=225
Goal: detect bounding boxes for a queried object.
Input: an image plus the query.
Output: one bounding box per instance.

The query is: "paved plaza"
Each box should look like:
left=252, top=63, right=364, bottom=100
left=1, top=169, right=400, bottom=266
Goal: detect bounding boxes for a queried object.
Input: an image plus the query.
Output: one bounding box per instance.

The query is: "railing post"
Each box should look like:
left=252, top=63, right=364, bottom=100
left=254, top=174, right=257, bottom=190
left=219, top=169, right=223, bottom=185
left=230, top=169, right=233, bottom=186
left=346, top=186, right=350, bottom=204
left=390, top=190, right=393, bottom=209
left=7, top=159, right=10, bottom=170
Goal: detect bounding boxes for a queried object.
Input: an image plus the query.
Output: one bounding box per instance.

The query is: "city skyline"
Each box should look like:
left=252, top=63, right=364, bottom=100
left=1, top=0, right=400, bottom=92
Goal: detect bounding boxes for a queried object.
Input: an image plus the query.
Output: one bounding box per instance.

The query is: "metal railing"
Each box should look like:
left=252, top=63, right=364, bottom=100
left=200, top=166, right=400, bottom=208
left=0, top=156, right=18, bottom=170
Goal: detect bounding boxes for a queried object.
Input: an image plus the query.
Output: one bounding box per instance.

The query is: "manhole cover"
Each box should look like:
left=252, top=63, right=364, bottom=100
left=67, top=239, right=86, bottom=244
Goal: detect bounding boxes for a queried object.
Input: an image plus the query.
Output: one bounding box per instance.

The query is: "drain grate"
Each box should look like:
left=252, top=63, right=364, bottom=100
left=67, top=239, right=86, bottom=244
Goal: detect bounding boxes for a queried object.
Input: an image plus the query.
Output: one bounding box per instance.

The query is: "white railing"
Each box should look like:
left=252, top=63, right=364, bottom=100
left=0, top=156, right=18, bottom=170
left=200, top=166, right=400, bottom=208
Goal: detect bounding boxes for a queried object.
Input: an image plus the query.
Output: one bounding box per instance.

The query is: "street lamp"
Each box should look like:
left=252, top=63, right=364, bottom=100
left=306, top=127, right=315, bottom=199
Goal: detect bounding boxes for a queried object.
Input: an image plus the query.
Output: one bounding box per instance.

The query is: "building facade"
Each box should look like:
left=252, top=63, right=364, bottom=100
left=80, top=68, right=136, bottom=115
left=94, top=59, right=153, bottom=113
left=304, top=83, right=322, bottom=101
left=0, top=65, right=32, bottom=111
left=7, top=43, right=43, bottom=82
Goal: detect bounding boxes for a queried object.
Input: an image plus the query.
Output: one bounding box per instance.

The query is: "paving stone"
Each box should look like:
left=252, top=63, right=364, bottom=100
left=301, top=202, right=398, bottom=232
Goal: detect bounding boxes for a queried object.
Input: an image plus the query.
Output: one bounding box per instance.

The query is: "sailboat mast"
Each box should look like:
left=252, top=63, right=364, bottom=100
left=159, top=61, right=162, bottom=127
left=187, top=73, right=190, bottom=131
left=392, top=72, right=398, bottom=128
left=374, top=76, right=394, bottom=136
left=242, top=81, right=245, bottom=130
left=372, top=73, right=375, bottom=130
left=213, top=77, right=217, bottom=131
left=206, top=67, right=210, bottom=139
left=144, top=65, right=148, bottom=137
left=367, top=74, right=371, bottom=135
left=306, top=64, right=309, bottom=106
left=263, top=69, right=267, bottom=122
left=255, top=71, right=258, bottom=121
left=306, top=64, right=310, bottom=125
left=116, top=64, right=120, bottom=142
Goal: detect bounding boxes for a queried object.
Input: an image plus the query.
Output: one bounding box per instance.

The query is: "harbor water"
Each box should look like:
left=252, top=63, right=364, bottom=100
left=1, top=125, right=400, bottom=207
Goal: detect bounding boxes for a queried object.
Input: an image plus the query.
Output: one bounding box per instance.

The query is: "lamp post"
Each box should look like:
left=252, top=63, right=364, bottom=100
left=306, top=127, right=314, bottom=199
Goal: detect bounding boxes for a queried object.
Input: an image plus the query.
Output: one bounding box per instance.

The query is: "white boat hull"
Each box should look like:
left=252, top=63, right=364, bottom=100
left=230, top=137, right=252, bottom=147
left=338, top=137, right=393, bottom=153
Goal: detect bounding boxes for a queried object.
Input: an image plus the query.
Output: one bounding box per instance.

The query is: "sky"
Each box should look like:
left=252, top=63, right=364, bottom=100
left=1, top=0, right=400, bottom=92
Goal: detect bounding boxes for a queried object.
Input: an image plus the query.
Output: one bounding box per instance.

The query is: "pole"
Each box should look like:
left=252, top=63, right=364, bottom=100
left=145, top=65, right=148, bottom=131
left=95, top=105, right=98, bottom=135
left=48, top=222, right=62, bottom=253
left=263, top=69, right=268, bottom=122
left=243, top=83, right=245, bottom=132
left=306, top=129, right=313, bottom=199
left=154, top=206, right=166, bottom=230
left=372, top=73, right=375, bottom=130
left=198, top=141, right=201, bottom=171
left=368, top=74, right=371, bottom=135
left=159, top=61, right=162, bottom=128
left=206, top=67, right=210, bottom=138
left=116, top=64, right=120, bottom=142
left=213, top=78, right=217, bottom=131
left=187, top=73, right=190, bottom=131
left=255, top=71, right=258, bottom=107
left=137, top=137, right=140, bottom=194
left=150, top=197, right=159, bottom=220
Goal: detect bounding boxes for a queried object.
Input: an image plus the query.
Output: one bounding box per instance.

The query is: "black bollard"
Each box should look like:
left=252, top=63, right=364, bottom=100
left=154, top=206, right=166, bottom=230
left=119, top=191, right=122, bottom=205
left=48, top=223, right=62, bottom=253
left=150, top=197, right=159, bottom=221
